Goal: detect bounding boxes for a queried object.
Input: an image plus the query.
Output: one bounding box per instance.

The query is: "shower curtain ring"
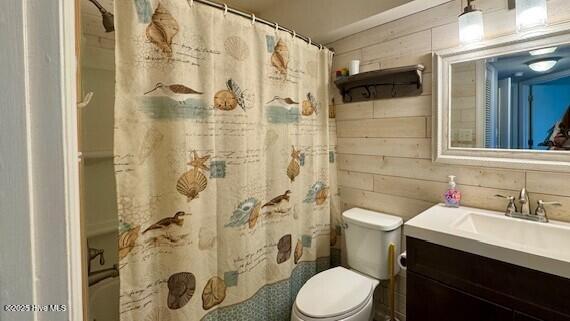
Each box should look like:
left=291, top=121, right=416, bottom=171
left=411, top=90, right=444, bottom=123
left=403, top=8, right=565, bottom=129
left=292, top=30, right=296, bottom=39
left=319, top=44, right=323, bottom=51
left=251, top=13, right=256, bottom=25
left=308, top=37, right=312, bottom=46
left=223, top=4, right=228, bottom=16
left=188, top=0, right=194, bottom=7
left=274, top=22, right=279, bottom=33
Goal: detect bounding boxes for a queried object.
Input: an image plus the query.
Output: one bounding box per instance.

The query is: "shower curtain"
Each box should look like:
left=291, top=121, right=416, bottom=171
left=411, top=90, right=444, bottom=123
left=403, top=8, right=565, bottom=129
left=114, top=1, right=337, bottom=320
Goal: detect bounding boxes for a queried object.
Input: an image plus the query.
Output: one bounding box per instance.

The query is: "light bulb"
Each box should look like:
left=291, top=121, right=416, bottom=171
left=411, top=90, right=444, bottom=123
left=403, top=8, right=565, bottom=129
left=529, top=47, right=557, bottom=56
left=516, top=0, right=548, bottom=32
left=527, top=59, right=558, bottom=72
left=458, top=7, right=484, bottom=44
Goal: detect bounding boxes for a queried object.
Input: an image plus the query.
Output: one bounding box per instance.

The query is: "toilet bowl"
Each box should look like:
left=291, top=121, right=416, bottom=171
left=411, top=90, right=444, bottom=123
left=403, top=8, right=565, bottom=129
left=291, top=267, right=378, bottom=321
left=291, top=208, right=403, bottom=321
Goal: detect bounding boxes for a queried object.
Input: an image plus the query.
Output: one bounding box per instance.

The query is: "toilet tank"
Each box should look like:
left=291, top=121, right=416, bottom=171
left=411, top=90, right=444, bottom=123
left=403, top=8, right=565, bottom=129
left=342, top=208, right=403, bottom=280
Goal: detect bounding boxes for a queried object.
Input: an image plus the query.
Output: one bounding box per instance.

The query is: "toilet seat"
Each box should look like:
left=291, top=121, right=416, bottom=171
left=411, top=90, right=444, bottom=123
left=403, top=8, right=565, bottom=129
left=291, top=293, right=373, bottom=321
left=294, top=267, right=378, bottom=320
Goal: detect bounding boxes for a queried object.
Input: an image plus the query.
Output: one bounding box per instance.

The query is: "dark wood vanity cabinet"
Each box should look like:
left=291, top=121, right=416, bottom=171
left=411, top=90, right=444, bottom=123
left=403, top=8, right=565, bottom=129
left=408, top=272, right=513, bottom=321
left=406, top=237, right=570, bottom=321
left=515, top=313, right=548, bottom=321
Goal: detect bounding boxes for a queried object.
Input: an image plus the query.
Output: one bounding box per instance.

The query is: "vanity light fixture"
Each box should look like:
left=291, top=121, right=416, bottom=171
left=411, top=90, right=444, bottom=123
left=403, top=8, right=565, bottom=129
left=516, top=0, right=548, bottom=32
left=458, top=0, right=484, bottom=44
left=527, top=58, right=560, bottom=72
left=529, top=46, right=557, bottom=56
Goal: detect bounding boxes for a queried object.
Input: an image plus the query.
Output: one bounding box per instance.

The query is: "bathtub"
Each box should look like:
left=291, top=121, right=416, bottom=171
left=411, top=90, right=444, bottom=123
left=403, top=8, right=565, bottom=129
left=89, top=276, right=119, bottom=321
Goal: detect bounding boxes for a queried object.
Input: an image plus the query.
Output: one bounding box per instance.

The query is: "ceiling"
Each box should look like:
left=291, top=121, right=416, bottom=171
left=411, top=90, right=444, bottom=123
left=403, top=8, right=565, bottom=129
left=226, top=0, right=417, bottom=44
left=81, top=0, right=450, bottom=45
left=491, top=45, right=570, bottom=82
left=223, top=0, right=281, bottom=13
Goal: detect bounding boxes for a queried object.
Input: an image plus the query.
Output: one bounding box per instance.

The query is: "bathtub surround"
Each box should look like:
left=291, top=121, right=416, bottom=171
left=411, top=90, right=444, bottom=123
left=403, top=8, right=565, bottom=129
left=329, top=0, right=570, bottom=319
left=79, top=2, right=121, bottom=320
left=114, top=1, right=336, bottom=320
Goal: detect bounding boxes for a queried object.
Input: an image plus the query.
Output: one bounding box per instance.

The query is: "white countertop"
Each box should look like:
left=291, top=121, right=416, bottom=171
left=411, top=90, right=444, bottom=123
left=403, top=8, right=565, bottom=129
left=405, top=204, right=570, bottom=279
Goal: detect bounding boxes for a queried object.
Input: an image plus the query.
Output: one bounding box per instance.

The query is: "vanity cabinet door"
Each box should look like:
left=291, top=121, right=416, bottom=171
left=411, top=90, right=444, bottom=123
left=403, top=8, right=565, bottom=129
left=407, top=271, right=513, bottom=321
left=514, top=312, right=544, bottom=321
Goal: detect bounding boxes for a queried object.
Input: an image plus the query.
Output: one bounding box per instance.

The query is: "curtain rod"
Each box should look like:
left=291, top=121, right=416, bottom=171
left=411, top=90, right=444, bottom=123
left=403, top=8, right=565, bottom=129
left=186, top=0, right=333, bottom=53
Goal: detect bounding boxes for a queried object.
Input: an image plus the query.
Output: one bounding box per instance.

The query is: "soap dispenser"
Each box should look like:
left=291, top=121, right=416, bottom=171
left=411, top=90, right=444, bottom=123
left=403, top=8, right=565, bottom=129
left=444, top=175, right=461, bottom=207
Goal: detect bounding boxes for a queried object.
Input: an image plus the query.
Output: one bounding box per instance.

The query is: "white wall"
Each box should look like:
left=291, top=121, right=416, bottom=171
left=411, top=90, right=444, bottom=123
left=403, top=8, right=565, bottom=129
left=1, top=0, right=82, bottom=320
left=0, top=1, right=35, bottom=318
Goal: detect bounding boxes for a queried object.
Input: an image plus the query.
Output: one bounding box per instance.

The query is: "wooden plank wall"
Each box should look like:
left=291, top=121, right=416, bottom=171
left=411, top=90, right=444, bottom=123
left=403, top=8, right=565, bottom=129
left=450, top=62, right=477, bottom=147
left=331, top=0, right=570, bottom=223
left=328, top=1, right=570, bottom=319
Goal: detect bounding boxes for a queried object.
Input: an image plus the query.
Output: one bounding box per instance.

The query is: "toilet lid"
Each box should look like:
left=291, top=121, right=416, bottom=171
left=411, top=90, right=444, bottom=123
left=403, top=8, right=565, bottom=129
left=295, top=267, right=375, bottom=318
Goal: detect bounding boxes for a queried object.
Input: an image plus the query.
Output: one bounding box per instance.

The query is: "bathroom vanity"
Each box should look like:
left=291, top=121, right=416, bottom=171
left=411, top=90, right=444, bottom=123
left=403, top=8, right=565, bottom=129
left=416, top=24, right=570, bottom=320
left=405, top=205, right=570, bottom=321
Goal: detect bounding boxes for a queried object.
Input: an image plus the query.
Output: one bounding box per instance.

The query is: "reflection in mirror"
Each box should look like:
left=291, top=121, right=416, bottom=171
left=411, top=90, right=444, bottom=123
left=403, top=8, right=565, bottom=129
left=450, top=44, right=570, bottom=151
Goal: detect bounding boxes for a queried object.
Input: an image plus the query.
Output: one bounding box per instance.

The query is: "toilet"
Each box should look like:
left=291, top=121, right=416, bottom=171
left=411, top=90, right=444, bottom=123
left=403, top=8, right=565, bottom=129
left=291, top=208, right=403, bottom=321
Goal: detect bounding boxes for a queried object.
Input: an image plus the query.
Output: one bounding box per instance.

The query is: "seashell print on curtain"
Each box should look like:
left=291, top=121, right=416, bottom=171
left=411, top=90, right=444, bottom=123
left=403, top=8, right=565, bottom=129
left=114, top=1, right=336, bottom=320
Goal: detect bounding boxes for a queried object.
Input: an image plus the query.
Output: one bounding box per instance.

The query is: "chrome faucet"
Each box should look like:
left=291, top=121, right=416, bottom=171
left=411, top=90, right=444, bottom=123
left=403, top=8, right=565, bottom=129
left=88, top=264, right=119, bottom=286
left=519, top=188, right=531, bottom=215
left=496, top=188, right=561, bottom=223
left=87, top=243, right=119, bottom=286
left=88, top=245, right=105, bottom=274
left=495, top=194, right=517, bottom=215
left=534, top=200, right=562, bottom=223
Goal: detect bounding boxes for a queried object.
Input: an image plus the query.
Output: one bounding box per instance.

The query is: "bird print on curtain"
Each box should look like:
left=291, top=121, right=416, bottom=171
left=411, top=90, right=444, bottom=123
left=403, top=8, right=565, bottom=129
left=113, top=1, right=337, bottom=320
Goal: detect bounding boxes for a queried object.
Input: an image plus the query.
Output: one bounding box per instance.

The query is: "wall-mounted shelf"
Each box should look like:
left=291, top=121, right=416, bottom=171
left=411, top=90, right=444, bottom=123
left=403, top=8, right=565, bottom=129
left=334, top=64, right=425, bottom=103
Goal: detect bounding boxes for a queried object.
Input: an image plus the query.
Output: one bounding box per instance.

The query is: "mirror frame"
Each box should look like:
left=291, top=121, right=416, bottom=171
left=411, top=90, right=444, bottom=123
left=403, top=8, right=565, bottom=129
left=434, top=22, right=570, bottom=172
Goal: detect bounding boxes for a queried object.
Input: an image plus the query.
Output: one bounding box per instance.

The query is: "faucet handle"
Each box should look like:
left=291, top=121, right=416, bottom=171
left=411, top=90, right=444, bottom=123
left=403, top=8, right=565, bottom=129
left=495, top=194, right=517, bottom=215
left=538, top=200, right=562, bottom=206
left=89, top=247, right=105, bottom=265
left=535, top=200, right=561, bottom=222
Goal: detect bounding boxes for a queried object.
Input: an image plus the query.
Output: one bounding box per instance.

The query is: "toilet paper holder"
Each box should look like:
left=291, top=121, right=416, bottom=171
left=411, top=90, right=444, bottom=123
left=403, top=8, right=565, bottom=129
left=398, top=251, right=407, bottom=271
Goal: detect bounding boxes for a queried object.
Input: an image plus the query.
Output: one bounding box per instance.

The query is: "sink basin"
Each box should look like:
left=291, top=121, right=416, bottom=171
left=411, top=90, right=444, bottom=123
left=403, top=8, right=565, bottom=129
left=405, top=204, right=570, bottom=279
left=452, top=212, right=570, bottom=262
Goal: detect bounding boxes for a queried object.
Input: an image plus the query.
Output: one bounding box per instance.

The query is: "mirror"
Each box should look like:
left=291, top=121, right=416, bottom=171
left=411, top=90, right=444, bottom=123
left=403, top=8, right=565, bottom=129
left=450, top=45, right=570, bottom=150
left=434, top=26, right=570, bottom=172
